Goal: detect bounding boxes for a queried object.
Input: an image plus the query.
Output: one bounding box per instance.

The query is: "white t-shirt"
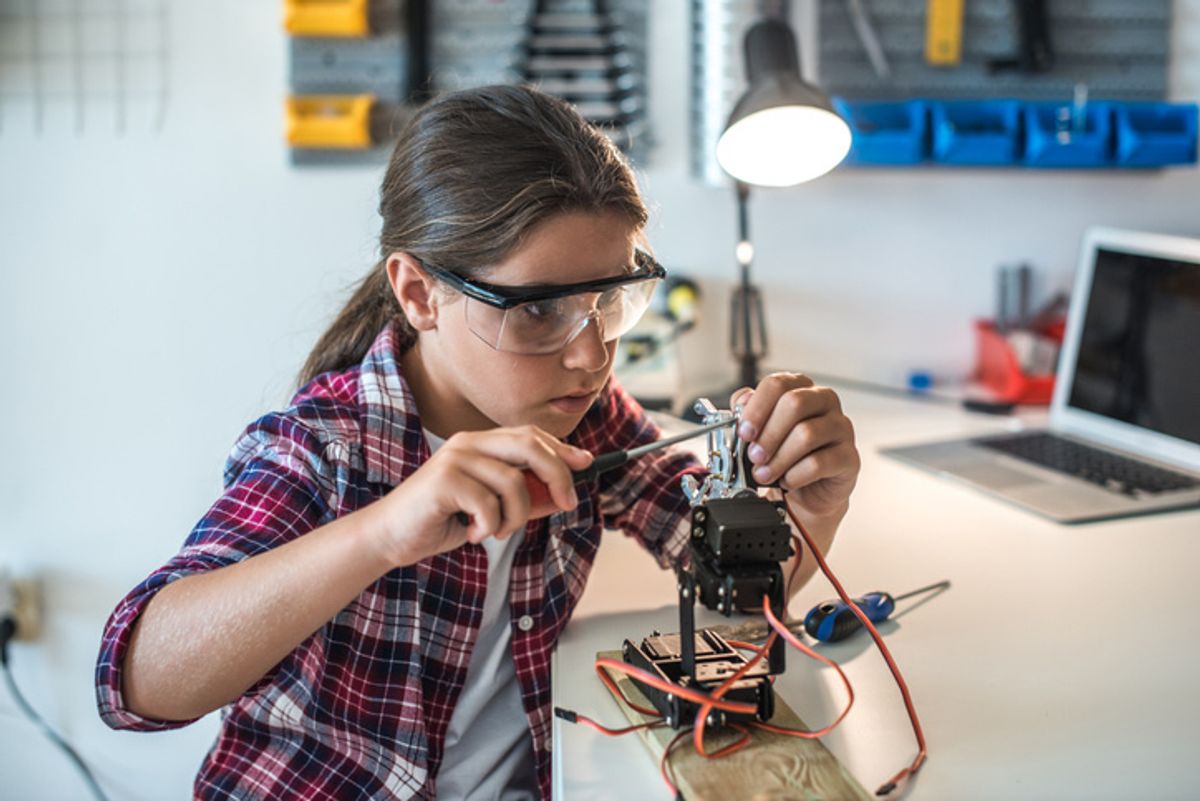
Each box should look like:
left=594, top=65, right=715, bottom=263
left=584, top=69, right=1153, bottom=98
left=426, top=431, right=539, bottom=800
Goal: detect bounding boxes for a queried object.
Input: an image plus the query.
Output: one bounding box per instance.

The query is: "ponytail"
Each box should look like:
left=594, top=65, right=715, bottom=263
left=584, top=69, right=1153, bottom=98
left=297, top=262, right=414, bottom=386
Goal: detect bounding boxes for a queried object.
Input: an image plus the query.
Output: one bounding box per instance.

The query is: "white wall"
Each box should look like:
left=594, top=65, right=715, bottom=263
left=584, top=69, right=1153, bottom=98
left=0, top=2, right=1197, bottom=798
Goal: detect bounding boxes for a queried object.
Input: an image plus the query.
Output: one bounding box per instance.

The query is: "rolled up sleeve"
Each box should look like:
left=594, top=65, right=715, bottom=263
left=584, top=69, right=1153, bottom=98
left=95, top=413, right=330, bottom=731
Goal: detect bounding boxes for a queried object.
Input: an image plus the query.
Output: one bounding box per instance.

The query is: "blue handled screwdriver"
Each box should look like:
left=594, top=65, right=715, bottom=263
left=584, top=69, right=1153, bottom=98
left=803, top=580, right=950, bottom=643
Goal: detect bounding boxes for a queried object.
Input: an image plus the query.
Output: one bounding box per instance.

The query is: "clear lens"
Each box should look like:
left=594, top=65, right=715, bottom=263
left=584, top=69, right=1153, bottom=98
left=462, top=278, right=659, bottom=355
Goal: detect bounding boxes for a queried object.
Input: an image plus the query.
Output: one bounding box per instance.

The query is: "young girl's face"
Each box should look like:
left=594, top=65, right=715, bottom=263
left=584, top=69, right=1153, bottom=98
left=425, top=209, right=640, bottom=438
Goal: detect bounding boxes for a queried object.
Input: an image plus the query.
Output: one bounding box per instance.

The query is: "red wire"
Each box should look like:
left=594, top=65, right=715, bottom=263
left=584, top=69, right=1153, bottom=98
left=783, top=512, right=928, bottom=794
left=594, top=661, right=661, bottom=718
left=569, top=500, right=927, bottom=798
left=691, top=632, right=776, bottom=756
left=757, top=595, right=855, bottom=737
left=691, top=527, right=808, bottom=758
left=593, top=657, right=760, bottom=716
left=659, top=727, right=692, bottom=797
left=575, top=716, right=665, bottom=737
left=725, top=639, right=762, bottom=651
left=698, top=723, right=752, bottom=759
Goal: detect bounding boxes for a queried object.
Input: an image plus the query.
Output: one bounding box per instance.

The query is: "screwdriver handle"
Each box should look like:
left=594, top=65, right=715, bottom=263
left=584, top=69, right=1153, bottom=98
left=454, top=452, right=630, bottom=528
left=570, top=451, right=629, bottom=483
left=803, top=591, right=895, bottom=643
left=454, top=471, right=556, bottom=528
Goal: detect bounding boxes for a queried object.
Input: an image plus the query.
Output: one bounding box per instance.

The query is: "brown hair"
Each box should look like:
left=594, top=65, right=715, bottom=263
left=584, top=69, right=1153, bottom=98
left=297, top=84, right=649, bottom=387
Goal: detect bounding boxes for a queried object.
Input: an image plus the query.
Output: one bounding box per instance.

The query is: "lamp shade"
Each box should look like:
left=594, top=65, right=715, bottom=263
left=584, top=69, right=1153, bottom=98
left=716, top=19, right=851, bottom=187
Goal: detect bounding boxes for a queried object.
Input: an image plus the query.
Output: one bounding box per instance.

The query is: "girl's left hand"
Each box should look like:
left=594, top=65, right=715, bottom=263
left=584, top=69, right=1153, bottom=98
left=731, top=373, right=860, bottom=518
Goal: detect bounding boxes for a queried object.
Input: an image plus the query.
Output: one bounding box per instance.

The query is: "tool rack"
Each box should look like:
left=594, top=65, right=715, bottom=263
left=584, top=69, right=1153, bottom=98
left=283, top=0, right=650, bottom=166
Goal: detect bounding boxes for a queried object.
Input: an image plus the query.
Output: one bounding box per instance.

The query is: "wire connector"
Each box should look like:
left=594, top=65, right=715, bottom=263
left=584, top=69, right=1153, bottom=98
left=553, top=706, right=578, bottom=724
left=875, top=781, right=897, bottom=796
left=0, top=615, right=15, bottom=666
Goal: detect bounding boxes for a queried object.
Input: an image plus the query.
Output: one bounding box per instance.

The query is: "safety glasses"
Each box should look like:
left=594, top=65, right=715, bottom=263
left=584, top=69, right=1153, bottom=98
left=421, top=249, right=667, bottom=355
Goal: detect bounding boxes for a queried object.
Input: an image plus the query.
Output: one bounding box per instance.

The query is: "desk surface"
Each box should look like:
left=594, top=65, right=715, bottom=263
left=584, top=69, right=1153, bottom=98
left=552, top=387, right=1200, bottom=801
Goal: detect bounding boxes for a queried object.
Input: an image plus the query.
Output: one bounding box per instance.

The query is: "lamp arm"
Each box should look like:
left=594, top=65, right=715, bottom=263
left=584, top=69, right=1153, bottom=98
left=733, top=183, right=763, bottom=388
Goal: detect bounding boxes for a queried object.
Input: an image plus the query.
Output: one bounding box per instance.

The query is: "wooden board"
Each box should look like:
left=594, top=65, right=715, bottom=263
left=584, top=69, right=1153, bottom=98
left=596, top=650, right=871, bottom=801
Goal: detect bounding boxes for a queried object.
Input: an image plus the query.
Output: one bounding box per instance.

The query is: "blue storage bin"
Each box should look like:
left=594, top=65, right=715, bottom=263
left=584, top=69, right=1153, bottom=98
left=1023, top=101, right=1114, bottom=167
left=931, top=100, right=1022, bottom=165
left=833, top=98, right=929, bottom=165
left=1114, top=103, right=1198, bottom=167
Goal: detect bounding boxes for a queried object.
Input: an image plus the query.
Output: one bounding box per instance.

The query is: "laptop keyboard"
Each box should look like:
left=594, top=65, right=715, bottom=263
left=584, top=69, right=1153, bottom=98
left=975, top=432, right=1200, bottom=496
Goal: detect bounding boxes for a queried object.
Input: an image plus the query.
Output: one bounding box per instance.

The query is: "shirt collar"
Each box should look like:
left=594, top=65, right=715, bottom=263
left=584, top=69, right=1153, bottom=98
left=358, top=322, right=430, bottom=487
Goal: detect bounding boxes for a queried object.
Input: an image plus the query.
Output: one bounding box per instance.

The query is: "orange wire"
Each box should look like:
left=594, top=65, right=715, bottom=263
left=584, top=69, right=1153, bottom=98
left=691, top=632, right=776, bottom=756
left=659, top=727, right=692, bottom=797
left=594, top=661, right=661, bottom=717
left=725, top=639, right=762, bottom=651
left=572, top=499, right=927, bottom=797
left=593, top=657, right=759, bottom=716
left=698, top=722, right=753, bottom=759
left=576, top=716, right=665, bottom=736
left=783, top=511, right=929, bottom=794
left=758, top=595, right=856, bottom=737
left=692, top=526, right=806, bottom=757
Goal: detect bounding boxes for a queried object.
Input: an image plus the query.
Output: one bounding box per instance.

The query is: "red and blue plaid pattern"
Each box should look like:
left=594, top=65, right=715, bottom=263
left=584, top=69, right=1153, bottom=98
left=95, top=322, right=703, bottom=800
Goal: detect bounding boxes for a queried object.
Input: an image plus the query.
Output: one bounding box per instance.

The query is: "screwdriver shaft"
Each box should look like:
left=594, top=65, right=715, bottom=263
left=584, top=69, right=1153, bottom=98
left=891, top=580, right=952, bottom=603
left=623, top=418, right=734, bottom=461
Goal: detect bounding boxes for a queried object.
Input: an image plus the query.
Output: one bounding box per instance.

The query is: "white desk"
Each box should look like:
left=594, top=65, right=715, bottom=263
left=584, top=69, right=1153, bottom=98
left=552, top=387, right=1200, bottom=801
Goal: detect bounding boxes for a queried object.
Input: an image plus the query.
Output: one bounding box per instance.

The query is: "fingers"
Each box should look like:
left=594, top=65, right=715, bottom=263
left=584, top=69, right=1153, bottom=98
left=457, top=457, right=531, bottom=541
left=446, top=470, right=504, bottom=543
left=777, top=433, right=860, bottom=493
left=731, top=374, right=859, bottom=507
left=752, top=413, right=846, bottom=487
left=730, top=372, right=816, bottom=443
left=446, top=426, right=592, bottom=527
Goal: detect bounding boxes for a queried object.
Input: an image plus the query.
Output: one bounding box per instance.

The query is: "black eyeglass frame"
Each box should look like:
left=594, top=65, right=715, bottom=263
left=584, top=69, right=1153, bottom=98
left=419, top=249, right=667, bottom=310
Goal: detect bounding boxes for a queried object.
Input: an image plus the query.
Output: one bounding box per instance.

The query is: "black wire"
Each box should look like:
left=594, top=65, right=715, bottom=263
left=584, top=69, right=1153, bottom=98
left=0, top=619, right=112, bottom=801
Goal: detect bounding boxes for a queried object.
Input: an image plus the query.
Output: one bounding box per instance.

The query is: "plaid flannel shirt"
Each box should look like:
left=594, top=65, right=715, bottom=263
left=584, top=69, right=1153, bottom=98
left=95, top=322, right=704, bottom=800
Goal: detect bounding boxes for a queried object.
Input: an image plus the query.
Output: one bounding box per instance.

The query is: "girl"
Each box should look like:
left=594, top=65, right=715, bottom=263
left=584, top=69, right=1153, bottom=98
left=96, top=85, right=860, bottom=800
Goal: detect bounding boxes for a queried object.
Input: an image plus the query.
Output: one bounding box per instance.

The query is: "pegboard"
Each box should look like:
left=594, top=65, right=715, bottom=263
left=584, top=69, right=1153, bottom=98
left=0, top=0, right=169, bottom=135
left=817, top=0, right=1171, bottom=101
left=287, top=0, right=650, bottom=166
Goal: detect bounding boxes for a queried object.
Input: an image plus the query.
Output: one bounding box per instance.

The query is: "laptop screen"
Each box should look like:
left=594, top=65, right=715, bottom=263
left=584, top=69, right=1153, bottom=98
left=1067, top=246, right=1200, bottom=445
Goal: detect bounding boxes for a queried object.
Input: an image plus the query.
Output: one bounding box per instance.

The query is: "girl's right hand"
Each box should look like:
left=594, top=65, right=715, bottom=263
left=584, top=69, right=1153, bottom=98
left=364, top=425, right=595, bottom=567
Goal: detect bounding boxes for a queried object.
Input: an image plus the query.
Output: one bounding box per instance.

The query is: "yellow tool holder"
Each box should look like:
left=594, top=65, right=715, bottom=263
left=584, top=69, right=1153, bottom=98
left=925, top=0, right=964, bottom=66
left=286, top=94, right=376, bottom=149
left=283, top=0, right=370, bottom=38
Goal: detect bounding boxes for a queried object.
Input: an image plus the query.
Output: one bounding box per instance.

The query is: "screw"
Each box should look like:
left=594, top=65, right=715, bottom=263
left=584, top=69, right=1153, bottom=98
left=692, top=526, right=704, bottom=538
left=717, top=586, right=725, bottom=597
left=695, top=509, right=707, bottom=522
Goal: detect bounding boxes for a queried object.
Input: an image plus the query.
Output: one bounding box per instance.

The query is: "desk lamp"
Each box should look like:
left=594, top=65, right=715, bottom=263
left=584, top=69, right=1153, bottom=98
left=715, top=16, right=851, bottom=390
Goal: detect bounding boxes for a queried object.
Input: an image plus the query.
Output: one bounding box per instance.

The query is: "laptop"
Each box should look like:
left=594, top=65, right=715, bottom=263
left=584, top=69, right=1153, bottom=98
left=883, top=226, right=1200, bottom=523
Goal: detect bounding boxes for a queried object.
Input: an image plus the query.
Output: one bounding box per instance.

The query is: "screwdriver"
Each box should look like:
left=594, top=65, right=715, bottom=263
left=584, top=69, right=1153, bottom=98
left=455, top=417, right=733, bottom=526
left=803, top=580, right=951, bottom=643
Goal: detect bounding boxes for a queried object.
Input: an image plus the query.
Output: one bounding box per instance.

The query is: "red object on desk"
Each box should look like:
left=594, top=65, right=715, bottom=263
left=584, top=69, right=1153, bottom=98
left=973, top=319, right=1065, bottom=405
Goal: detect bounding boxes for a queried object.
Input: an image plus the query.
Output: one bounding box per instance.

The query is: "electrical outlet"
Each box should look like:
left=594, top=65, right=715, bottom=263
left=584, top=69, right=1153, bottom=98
left=0, top=568, right=40, bottom=641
